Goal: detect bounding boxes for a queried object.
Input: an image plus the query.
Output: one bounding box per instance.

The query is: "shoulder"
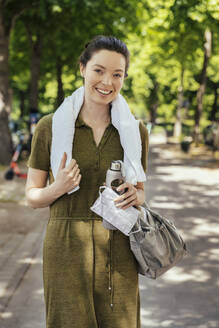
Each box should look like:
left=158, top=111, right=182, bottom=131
left=34, top=114, right=53, bottom=142
left=32, top=113, right=53, bottom=148
left=28, top=114, right=53, bottom=171
left=36, top=113, right=53, bottom=131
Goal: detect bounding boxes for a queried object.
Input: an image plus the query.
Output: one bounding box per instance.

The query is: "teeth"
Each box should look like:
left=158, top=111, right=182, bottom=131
left=97, top=88, right=111, bottom=95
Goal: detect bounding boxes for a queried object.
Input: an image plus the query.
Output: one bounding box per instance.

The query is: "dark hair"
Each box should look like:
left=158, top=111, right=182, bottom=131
left=79, top=35, right=130, bottom=77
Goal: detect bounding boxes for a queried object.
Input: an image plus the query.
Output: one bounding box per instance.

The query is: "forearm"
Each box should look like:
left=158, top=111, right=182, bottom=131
left=26, top=182, right=64, bottom=209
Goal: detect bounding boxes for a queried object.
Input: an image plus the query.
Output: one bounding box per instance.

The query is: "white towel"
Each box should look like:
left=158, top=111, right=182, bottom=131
left=51, top=86, right=146, bottom=194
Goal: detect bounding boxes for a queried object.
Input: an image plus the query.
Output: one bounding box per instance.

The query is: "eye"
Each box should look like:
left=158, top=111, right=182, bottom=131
left=94, top=69, right=103, bottom=74
left=114, top=73, right=122, bottom=78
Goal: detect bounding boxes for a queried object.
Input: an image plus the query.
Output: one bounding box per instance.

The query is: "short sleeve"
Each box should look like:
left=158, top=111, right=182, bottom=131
left=139, top=120, right=149, bottom=173
left=27, top=114, right=53, bottom=171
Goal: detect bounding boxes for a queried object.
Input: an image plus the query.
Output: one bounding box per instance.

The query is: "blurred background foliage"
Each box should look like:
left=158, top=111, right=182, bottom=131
left=0, top=0, right=219, bottom=164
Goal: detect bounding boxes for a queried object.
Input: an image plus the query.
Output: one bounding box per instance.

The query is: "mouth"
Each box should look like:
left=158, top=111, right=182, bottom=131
left=95, top=88, right=113, bottom=96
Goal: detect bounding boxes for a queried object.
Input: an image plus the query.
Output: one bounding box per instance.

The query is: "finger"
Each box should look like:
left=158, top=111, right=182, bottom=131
left=67, top=174, right=81, bottom=193
left=114, top=189, right=135, bottom=203
left=114, top=191, right=133, bottom=203
left=116, top=182, right=130, bottom=193
left=122, top=199, right=137, bottom=210
left=69, top=166, right=80, bottom=178
left=120, top=197, right=137, bottom=209
left=73, top=174, right=81, bottom=187
left=66, top=158, right=77, bottom=171
left=67, top=163, right=79, bottom=176
left=115, top=194, right=137, bottom=208
left=71, top=168, right=80, bottom=180
left=59, top=152, right=67, bottom=170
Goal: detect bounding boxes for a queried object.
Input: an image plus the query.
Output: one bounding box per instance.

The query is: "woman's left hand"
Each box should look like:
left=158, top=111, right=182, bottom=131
left=113, top=182, right=139, bottom=210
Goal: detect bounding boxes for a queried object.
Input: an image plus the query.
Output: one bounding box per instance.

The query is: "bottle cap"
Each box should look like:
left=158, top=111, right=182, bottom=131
left=110, top=161, right=121, bottom=171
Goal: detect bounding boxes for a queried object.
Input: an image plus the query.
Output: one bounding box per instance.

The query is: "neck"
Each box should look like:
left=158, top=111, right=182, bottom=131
left=80, top=98, right=111, bottom=124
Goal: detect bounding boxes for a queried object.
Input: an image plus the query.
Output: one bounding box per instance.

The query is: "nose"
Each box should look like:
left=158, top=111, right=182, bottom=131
left=102, top=72, right=112, bottom=86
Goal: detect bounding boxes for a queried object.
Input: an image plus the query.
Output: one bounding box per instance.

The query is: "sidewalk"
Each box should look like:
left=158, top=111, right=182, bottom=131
left=0, top=171, right=48, bottom=328
left=0, top=138, right=219, bottom=328
left=141, top=137, right=219, bottom=328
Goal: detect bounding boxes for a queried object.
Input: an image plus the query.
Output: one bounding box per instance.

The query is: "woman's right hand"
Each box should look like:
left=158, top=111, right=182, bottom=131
left=54, top=152, right=81, bottom=194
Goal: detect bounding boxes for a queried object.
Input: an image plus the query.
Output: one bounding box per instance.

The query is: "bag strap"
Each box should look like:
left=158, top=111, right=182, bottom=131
left=142, top=201, right=150, bottom=209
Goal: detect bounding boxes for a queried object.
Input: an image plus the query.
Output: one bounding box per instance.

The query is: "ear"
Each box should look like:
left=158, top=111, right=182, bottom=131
left=80, top=63, right=85, bottom=78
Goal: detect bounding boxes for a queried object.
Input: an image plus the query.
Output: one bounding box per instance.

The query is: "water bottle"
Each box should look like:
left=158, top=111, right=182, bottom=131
left=102, top=160, right=125, bottom=230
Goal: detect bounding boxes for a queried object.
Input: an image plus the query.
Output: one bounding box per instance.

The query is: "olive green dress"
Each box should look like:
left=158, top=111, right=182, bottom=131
left=28, top=112, right=149, bottom=328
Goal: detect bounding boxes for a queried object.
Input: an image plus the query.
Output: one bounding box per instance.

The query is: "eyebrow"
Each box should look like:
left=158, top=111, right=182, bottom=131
left=92, top=64, right=124, bottom=73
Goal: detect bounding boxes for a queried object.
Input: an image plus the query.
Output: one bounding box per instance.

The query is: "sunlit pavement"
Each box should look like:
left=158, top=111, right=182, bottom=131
left=140, top=138, right=219, bottom=328
left=0, top=138, right=219, bottom=327
left=0, top=170, right=48, bottom=328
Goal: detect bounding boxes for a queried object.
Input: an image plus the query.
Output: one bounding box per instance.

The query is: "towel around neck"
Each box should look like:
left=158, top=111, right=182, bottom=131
left=51, top=86, right=146, bottom=194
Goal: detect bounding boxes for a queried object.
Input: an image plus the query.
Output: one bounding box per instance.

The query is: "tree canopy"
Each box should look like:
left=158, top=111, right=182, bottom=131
left=0, top=0, right=218, bottom=163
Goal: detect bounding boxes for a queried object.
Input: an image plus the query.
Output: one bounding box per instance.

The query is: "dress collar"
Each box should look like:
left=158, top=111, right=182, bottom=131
left=75, top=114, right=87, bottom=128
left=75, top=113, right=112, bottom=129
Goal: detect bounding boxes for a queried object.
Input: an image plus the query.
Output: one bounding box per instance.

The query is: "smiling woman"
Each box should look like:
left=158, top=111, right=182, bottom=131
left=25, top=35, right=149, bottom=328
left=79, top=49, right=126, bottom=134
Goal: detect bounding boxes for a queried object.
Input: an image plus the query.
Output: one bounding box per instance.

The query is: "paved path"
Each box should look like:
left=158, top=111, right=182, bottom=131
left=0, top=139, right=219, bottom=328
left=140, top=139, right=219, bottom=328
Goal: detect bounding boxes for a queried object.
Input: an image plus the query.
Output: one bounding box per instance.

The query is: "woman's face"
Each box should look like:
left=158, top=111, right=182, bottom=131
left=80, top=49, right=126, bottom=107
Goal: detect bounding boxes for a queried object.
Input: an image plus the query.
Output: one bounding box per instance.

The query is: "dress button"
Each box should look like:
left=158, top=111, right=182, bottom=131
left=108, top=286, right=111, bottom=290
left=110, top=303, right=113, bottom=307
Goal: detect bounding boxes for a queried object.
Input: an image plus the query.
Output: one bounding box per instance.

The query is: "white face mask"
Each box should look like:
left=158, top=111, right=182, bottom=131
left=90, top=187, right=140, bottom=236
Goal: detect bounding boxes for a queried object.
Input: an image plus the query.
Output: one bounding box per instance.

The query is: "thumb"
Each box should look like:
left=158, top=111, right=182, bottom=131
left=58, top=152, right=67, bottom=170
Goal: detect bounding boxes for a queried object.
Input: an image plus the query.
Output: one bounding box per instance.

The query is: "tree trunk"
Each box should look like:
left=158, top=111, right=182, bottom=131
left=0, top=1, right=34, bottom=164
left=194, top=28, right=212, bottom=145
left=0, top=8, right=13, bottom=164
left=210, top=84, right=218, bottom=122
left=56, top=59, right=65, bottom=108
left=213, top=123, right=219, bottom=151
left=174, top=67, right=184, bottom=139
left=25, top=24, right=42, bottom=112
left=149, top=81, right=158, bottom=124
left=149, top=103, right=158, bottom=124
left=19, top=90, right=26, bottom=118
left=29, top=34, right=42, bottom=111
